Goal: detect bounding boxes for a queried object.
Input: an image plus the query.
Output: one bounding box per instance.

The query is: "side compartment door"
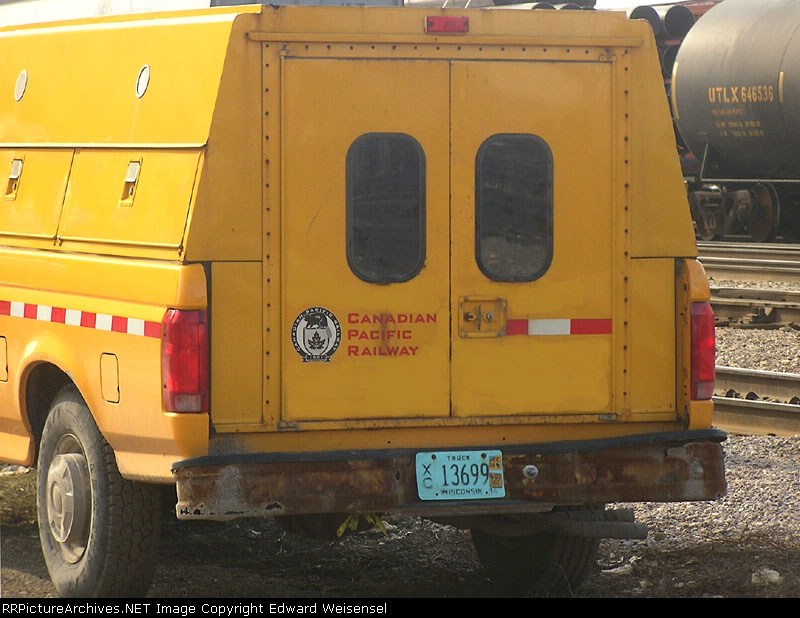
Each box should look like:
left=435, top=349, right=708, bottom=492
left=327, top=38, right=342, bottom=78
left=280, top=57, right=451, bottom=422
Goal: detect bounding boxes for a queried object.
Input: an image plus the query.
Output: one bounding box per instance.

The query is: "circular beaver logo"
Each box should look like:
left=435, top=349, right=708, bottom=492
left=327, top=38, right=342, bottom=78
left=291, top=307, right=341, bottom=362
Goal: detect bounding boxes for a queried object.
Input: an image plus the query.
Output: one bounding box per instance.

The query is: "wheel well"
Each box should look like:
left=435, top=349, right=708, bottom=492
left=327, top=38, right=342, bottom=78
left=25, top=363, right=72, bottom=460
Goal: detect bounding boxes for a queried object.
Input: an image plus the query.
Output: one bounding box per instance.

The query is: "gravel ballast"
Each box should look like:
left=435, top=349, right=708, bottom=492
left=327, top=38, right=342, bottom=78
left=575, top=278, right=800, bottom=597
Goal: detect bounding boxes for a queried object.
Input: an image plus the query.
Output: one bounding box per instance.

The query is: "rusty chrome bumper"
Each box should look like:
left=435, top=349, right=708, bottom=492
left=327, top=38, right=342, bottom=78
left=171, top=429, right=727, bottom=521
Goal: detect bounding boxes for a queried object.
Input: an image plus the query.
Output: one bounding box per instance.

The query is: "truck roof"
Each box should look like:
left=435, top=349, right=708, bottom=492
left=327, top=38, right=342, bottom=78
left=1, top=0, right=416, bottom=28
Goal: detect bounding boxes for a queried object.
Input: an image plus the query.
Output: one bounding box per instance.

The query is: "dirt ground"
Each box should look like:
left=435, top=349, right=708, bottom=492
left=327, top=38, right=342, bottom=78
left=1, top=447, right=798, bottom=600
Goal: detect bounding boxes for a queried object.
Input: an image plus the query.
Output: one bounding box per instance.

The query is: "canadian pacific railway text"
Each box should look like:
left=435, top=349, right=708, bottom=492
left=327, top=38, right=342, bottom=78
left=346, top=311, right=436, bottom=357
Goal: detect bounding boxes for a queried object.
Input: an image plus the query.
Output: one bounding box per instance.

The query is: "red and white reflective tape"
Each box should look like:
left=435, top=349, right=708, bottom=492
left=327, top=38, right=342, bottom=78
left=0, top=300, right=161, bottom=338
left=506, top=318, right=612, bottom=336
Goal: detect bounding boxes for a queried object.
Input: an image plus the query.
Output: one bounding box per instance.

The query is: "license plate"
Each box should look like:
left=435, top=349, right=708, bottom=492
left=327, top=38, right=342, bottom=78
left=415, top=449, right=505, bottom=501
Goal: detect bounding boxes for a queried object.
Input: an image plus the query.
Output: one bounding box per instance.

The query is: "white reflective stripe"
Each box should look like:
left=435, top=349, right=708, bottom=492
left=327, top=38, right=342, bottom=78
left=65, top=308, right=82, bottom=326
left=36, top=305, right=52, bottom=321
left=127, top=318, right=145, bottom=336
left=528, top=319, right=570, bottom=335
left=1, top=298, right=161, bottom=338
left=95, top=314, right=113, bottom=331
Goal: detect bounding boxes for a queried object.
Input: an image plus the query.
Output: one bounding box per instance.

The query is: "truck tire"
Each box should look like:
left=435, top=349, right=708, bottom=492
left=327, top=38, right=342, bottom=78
left=470, top=507, right=602, bottom=597
left=36, top=385, right=163, bottom=598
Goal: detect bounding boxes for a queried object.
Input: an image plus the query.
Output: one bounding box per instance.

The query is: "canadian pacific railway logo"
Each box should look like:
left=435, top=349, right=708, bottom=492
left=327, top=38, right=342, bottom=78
left=291, top=307, right=341, bottom=362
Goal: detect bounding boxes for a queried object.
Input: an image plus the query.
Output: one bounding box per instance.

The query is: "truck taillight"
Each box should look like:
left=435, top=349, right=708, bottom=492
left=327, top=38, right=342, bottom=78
left=690, top=302, right=716, bottom=400
left=161, top=309, right=208, bottom=413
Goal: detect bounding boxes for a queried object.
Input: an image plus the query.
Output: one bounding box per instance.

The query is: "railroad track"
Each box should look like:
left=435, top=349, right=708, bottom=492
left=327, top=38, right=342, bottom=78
left=711, top=287, right=800, bottom=326
left=698, top=241, right=800, bottom=325
left=694, top=242, right=800, bottom=435
left=714, top=366, right=800, bottom=437
left=698, top=240, right=800, bottom=283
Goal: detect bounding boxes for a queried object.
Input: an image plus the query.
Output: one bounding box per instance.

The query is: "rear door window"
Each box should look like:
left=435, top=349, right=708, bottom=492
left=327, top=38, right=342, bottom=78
left=475, top=134, right=553, bottom=282
left=346, top=133, right=426, bottom=283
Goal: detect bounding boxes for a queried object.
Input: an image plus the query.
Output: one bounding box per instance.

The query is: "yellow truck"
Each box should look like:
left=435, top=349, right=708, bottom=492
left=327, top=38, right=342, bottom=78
left=0, top=0, right=726, bottom=598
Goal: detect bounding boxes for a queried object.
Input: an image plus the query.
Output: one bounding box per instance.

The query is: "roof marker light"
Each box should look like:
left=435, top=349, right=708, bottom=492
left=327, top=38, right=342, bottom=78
left=425, top=16, right=469, bottom=34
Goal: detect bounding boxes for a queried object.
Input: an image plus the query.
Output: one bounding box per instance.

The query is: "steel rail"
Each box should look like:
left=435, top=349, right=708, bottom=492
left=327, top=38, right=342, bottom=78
left=698, top=241, right=800, bottom=283
left=713, top=366, right=800, bottom=437
left=697, top=241, right=800, bottom=262
left=712, top=398, right=800, bottom=437
left=652, top=243, right=798, bottom=434
left=697, top=242, right=800, bottom=323
left=710, top=286, right=800, bottom=325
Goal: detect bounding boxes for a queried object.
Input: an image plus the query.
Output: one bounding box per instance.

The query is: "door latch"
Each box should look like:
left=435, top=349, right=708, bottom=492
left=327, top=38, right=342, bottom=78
left=458, top=297, right=506, bottom=338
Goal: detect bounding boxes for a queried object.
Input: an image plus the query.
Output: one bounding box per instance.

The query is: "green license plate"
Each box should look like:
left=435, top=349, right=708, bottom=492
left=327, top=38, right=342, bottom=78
left=415, top=449, right=505, bottom=501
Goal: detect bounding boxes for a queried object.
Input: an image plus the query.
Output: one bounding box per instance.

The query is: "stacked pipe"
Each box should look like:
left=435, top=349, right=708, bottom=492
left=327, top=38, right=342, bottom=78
left=627, top=3, right=722, bottom=78
left=625, top=4, right=698, bottom=77
left=491, top=1, right=598, bottom=8
left=622, top=3, right=722, bottom=171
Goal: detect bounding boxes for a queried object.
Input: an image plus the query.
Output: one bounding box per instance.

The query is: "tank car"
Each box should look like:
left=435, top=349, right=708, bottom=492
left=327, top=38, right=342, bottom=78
left=672, top=0, right=800, bottom=242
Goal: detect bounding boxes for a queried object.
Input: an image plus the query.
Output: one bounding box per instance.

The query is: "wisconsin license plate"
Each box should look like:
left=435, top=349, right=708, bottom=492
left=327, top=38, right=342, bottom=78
left=415, top=449, right=505, bottom=500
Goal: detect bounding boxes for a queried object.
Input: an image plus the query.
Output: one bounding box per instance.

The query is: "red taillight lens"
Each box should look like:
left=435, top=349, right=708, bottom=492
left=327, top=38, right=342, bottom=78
left=161, top=309, right=208, bottom=413
left=690, top=302, right=716, bottom=400
left=425, top=16, right=469, bottom=33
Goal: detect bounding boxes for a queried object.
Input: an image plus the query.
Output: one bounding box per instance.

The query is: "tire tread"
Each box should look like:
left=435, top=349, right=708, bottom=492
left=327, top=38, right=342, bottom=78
left=37, top=385, right=162, bottom=598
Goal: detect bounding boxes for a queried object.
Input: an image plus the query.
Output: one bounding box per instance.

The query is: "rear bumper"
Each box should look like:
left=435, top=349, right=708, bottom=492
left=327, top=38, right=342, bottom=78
left=171, top=429, right=727, bottom=521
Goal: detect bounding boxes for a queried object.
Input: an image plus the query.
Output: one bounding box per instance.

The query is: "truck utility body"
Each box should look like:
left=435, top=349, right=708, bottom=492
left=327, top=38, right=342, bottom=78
left=0, top=3, right=725, bottom=597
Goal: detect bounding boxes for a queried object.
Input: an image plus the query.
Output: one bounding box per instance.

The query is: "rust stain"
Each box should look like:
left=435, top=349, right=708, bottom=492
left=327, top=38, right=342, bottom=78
left=173, top=439, right=727, bottom=521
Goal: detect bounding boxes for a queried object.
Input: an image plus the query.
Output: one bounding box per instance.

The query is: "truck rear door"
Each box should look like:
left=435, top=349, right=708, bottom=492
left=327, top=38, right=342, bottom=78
left=450, top=60, right=615, bottom=417
left=281, top=52, right=618, bottom=423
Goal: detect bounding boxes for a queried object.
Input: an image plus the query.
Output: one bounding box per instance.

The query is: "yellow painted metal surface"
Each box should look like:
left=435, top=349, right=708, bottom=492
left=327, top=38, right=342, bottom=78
left=58, top=149, right=200, bottom=258
left=0, top=4, right=708, bottom=479
left=451, top=59, right=615, bottom=417
left=0, top=256, right=208, bottom=476
left=210, top=261, right=263, bottom=426
left=280, top=56, right=451, bottom=422
left=207, top=417, right=702, bottom=457
left=686, top=258, right=712, bottom=302
left=0, top=250, right=208, bottom=308
left=182, top=12, right=263, bottom=262
left=0, top=150, right=70, bottom=248
left=0, top=11, right=238, bottom=145
left=626, top=28, right=698, bottom=258
left=628, top=258, right=676, bottom=416
left=688, top=400, right=715, bottom=430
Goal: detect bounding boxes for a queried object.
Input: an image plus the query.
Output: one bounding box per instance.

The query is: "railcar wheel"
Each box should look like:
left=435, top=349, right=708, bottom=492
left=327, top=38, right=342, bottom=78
left=689, top=191, right=720, bottom=241
left=747, top=184, right=779, bottom=243
left=695, top=216, right=719, bottom=241
left=37, top=385, right=163, bottom=598
left=471, top=506, right=602, bottom=597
